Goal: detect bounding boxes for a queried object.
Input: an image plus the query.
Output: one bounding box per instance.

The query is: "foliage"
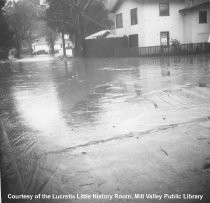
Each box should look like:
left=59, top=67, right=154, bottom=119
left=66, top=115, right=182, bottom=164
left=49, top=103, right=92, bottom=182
left=5, top=0, right=44, bottom=58
left=0, top=0, right=13, bottom=59
left=0, top=0, right=6, bottom=11
left=46, top=0, right=112, bottom=56
left=84, top=0, right=112, bottom=36
left=171, top=39, right=180, bottom=47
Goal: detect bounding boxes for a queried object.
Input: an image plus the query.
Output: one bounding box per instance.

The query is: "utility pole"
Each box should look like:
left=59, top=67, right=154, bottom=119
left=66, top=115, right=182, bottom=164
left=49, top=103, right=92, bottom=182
left=62, top=31, right=66, bottom=57
left=62, top=8, right=66, bottom=57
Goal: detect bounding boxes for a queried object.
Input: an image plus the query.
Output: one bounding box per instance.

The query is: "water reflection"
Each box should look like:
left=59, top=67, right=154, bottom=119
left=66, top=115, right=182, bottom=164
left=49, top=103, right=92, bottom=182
left=1, top=55, right=210, bottom=145
left=14, top=84, right=64, bottom=134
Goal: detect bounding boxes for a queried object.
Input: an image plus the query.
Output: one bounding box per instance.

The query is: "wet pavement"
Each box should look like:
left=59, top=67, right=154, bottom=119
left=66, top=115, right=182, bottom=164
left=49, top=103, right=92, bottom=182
left=0, top=55, right=210, bottom=202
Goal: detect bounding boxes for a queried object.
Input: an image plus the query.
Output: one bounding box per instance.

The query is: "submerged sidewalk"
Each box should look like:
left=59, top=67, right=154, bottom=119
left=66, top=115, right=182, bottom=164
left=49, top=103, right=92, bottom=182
left=40, top=116, right=210, bottom=203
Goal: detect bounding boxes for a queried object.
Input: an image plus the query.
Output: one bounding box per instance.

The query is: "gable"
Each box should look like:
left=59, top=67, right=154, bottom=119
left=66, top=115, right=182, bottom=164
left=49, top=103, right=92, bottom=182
left=111, top=0, right=186, bottom=13
left=111, top=0, right=141, bottom=13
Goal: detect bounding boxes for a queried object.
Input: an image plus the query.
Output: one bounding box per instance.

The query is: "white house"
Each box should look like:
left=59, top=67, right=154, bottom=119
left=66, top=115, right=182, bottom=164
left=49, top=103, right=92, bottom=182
left=32, top=35, right=73, bottom=56
left=180, top=0, right=210, bottom=43
left=111, top=0, right=210, bottom=47
left=32, top=37, right=50, bottom=53
left=54, top=38, right=73, bottom=56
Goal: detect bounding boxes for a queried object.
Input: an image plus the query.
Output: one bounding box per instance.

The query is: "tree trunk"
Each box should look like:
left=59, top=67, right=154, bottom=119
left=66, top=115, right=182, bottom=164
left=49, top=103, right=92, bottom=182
left=81, top=38, right=86, bottom=57
left=50, top=40, right=55, bottom=55
left=28, top=34, right=33, bottom=56
left=0, top=48, right=9, bottom=59
left=62, top=32, right=66, bottom=57
left=29, top=39, right=33, bottom=56
left=15, top=41, right=21, bottom=59
left=79, top=15, right=86, bottom=57
left=74, top=36, right=81, bottom=57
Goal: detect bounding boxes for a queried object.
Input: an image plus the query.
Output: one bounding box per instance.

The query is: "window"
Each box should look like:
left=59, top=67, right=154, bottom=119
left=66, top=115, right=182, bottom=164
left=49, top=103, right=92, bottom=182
left=160, top=31, right=170, bottom=46
left=129, top=34, right=138, bottom=47
left=131, top=8, right=138, bottom=25
left=116, top=13, right=123, bottom=28
left=159, top=3, right=169, bottom=16
left=199, top=11, right=207, bottom=23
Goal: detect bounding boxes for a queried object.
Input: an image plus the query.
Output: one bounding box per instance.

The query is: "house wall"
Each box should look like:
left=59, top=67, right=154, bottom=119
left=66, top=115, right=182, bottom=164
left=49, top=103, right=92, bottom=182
left=114, top=0, right=185, bottom=47
left=142, top=0, right=185, bottom=46
left=58, top=49, right=73, bottom=57
left=54, top=44, right=62, bottom=51
left=33, top=41, right=72, bottom=55
left=33, top=45, right=49, bottom=53
left=54, top=43, right=73, bottom=57
left=54, top=43, right=70, bottom=50
left=114, top=0, right=144, bottom=45
left=183, top=6, right=210, bottom=43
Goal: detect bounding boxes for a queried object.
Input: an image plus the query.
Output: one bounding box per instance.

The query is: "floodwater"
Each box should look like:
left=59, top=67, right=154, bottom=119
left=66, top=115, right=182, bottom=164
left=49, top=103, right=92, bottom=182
left=1, top=55, right=210, bottom=200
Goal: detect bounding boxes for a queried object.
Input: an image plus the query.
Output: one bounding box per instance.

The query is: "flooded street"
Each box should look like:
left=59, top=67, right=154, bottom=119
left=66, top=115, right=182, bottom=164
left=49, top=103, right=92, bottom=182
left=1, top=55, right=210, bottom=202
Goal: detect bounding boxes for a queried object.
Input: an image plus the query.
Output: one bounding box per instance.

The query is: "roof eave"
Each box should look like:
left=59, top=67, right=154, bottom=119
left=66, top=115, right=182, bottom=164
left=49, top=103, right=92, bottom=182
left=179, top=1, right=209, bottom=13
left=110, top=0, right=125, bottom=13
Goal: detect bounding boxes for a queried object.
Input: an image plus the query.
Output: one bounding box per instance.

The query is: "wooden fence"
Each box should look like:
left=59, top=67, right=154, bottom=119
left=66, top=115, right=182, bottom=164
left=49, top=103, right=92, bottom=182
left=85, top=36, right=210, bottom=57
left=115, top=42, right=210, bottom=57
left=85, top=37, right=129, bottom=57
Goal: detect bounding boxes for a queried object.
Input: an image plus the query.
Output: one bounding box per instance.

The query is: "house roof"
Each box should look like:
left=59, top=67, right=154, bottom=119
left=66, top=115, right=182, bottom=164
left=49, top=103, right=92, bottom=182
left=85, top=30, right=115, bottom=39
left=111, top=0, right=140, bottom=13
left=111, top=0, right=197, bottom=13
left=179, top=0, right=209, bottom=13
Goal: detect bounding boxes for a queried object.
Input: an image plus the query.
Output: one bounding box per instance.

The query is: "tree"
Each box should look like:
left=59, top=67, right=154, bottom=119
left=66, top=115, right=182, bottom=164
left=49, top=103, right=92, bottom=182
left=45, top=26, right=57, bottom=54
left=46, top=0, right=72, bottom=57
left=0, top=0, right=13, bottom=59
left=5, top=0, right=44, bottom=58
left=46, top=0, right=112, bottom=56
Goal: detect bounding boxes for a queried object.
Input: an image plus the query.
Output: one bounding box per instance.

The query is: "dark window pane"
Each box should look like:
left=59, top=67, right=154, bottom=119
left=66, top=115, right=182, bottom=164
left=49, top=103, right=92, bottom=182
left=131, top=8, right=138, bottom=25
left=129, top=34, right=138, bottom=47
left=199, top=11, right=207, bottom=23
left=116, top=13, right=123, bottom=28
left=159, top=3, right=169, bottom=16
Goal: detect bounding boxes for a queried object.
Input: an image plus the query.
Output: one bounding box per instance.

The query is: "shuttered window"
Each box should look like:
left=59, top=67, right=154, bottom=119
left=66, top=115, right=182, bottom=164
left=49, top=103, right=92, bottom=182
left=131, top=8, right=138, bottom=25
left=116, top=13, right=123, bottom=28
left=199, top=11, right=207, bottom=24
left=159, top=3, right=169, bottom=16
left=129, top=34, right=138, bottom=47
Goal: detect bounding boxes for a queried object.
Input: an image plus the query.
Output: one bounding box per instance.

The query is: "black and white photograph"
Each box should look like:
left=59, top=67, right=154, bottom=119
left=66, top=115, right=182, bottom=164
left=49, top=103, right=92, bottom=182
left=0, top=0, right=210, bottom=202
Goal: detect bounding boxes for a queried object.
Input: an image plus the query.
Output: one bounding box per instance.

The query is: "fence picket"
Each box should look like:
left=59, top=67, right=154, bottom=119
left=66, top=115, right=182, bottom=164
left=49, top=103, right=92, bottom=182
left=85, top=38, right=210, bottom=57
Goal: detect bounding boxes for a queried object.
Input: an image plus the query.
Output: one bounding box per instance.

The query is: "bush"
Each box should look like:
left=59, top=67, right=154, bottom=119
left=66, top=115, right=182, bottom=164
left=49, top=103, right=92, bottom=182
left=171, top=39, right=180, bottom=47
left=0, top=48, right=9, bottom=59
left=171, top=39, right=181, bottom=53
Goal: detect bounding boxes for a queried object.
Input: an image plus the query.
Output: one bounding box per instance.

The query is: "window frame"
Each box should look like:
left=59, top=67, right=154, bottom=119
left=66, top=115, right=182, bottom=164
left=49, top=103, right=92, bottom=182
left=160, top=31, right=170, bottom=46
left=199, top=11, right=207, bottom=24
left=130, top=8, right=138, bottom=25
left=116, top=13, right=123, bottom=29
left=159, top=3, right=170, bottom=16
